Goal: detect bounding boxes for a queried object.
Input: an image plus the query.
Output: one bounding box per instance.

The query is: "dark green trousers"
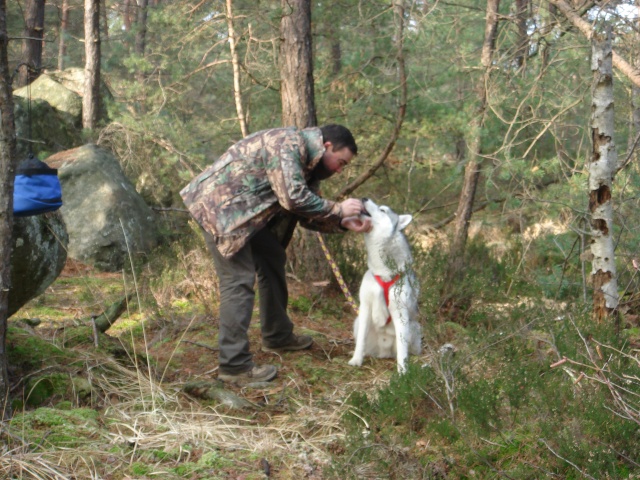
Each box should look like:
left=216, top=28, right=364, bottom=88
left=204, top=227, right=294, bottom=374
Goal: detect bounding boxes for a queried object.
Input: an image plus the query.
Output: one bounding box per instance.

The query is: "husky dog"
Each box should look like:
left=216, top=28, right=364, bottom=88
left=348, top=199, right=422, bottom=373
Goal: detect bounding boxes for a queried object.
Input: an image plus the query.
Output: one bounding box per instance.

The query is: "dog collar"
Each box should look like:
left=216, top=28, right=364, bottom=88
left=373, top=274, right=401, bottom=325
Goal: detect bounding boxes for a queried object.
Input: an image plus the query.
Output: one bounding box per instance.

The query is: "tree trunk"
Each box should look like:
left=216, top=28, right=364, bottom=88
left=589, top=26, right=619, bottom=323
left=123, top=0, right=133, bottom=31
left=226, top=0, right=248, bottom=137
left=17, top=0, right=45, bottom=87
left=83, top=0, right=101, bottom=130
left=58, top=0, right=69, bottom=70
left=279, top=0, right=316, bottom=128
left=514, top=0, right=528, bottom=71
left=134, top=0, right=148, bottom=57
left=439, top=0, right=499, bottom=317
left=0, top=0, right=18, bottom=417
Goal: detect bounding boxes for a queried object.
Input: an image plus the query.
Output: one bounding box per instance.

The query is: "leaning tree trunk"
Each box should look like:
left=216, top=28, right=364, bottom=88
left=439, top=0, right=499, bottom=318
left=589, top=26, right=619, bottom=323
left=548, top=0, right=640, bottom=88
left=17, top=0, right=45, bottom=87
left=0, top=0, right=18, bottom=417
left=83, top=0, right=101, bottom=130
left=279, top=0, right=316, bottom=128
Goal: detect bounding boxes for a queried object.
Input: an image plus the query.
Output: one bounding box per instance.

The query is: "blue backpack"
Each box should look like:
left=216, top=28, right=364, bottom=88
left=13, top=154, right=63, bottom=217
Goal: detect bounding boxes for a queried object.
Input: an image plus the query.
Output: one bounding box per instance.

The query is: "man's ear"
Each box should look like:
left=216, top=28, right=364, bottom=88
left=398, top=214, right=412, bottom=230
left=323, top=141, right=333, bottom=151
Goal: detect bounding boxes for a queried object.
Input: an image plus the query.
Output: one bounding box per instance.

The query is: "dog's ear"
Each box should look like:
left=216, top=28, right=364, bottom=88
left=398, top=214, right=412, bottom=230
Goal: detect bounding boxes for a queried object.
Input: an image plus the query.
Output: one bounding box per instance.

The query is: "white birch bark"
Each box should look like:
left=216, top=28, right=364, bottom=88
left=589, top=26, right=619, bottom=321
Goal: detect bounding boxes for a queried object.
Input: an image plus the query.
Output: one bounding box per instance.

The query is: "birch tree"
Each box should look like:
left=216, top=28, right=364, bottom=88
left=589, top=26, right=619, bottom=322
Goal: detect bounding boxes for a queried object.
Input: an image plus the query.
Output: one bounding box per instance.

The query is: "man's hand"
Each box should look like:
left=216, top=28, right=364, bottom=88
left=339, top=198, right=364, bottom=218
left=340, top=216, right=372, bottom=233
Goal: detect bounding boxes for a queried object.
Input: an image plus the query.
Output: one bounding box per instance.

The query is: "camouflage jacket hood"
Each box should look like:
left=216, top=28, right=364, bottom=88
left=180, top=127, right=343, bottom=258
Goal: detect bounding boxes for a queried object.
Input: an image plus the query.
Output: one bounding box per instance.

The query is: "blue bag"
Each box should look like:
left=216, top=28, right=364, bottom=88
left=13, top=154, right=63, bottom=217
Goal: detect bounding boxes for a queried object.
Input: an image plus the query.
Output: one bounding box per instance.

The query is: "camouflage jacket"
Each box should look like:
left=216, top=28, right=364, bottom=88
left=180, top=127, right=344, bottom=258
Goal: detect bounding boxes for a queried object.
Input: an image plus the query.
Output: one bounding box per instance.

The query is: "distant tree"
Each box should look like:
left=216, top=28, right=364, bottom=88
left=83, top=0, right=100, bottom=129
left=16, top=0, right=45, bottom=87
left=279, top=0, right=316, bottom=128
left=439, top=0, right=500, bottom=317
left=0, top=0, right=18, bottom=417
left=57, top=0, right=69, bottom=70
left=337, top=0, right=407, bottom=198
left=134, top=0, right=148, bottom=57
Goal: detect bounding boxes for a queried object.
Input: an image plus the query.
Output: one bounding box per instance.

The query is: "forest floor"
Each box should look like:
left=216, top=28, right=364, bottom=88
left=4, top=258, right=436, bottom=480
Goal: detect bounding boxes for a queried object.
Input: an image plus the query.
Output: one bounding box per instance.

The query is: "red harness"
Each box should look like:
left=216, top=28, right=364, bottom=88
left=373, top=274, right=401, bottom=325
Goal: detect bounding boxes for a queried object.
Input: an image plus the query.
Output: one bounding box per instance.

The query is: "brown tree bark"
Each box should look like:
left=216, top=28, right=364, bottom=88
left=83, top=0, right=101, bottom=130
left=17, top=0, right=45, bottom=87
left=123, top=0, right=133, bottom=31
left=514, top=0, right=528, bottom=70
left=0, top=0, right=18, bottom=417
left=279, top=0, right=316, bottom=128
left=58, top=0, right=69, bottom=70
left=134, top=0, right=148, bottom=57
left=439, top=0, right=499, bottom=317
left=589, top=26, right=619, bottom=323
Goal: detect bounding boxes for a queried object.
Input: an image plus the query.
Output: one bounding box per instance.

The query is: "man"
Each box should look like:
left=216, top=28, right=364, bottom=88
left=180, top=124, right=371, bottom=384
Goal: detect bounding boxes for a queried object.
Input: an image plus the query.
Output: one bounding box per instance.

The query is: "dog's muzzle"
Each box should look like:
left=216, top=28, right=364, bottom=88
left=361, top=198, right=371, bottom=216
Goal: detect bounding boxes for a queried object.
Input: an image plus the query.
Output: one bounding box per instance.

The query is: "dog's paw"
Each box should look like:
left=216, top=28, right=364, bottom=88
left=348, top=357, right=363, bottom=367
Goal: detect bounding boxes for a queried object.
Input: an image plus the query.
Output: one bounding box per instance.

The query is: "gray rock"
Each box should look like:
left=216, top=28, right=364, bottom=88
left=9, top=212, right=68, bottom=318
left=13, top=97, right=81, bottom=159
left=46, top=144, right=160, bottom=272
left=14, top=74, right=83, bottom=127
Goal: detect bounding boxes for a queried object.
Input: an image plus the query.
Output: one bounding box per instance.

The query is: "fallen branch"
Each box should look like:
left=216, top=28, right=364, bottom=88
left=93, top=293, right=135, bottom=333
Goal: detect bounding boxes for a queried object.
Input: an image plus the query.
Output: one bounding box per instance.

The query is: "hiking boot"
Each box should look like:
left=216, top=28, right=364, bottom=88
left=262, top=334, right=313, bottom=352
left=218, top=364, right=278, bottom=385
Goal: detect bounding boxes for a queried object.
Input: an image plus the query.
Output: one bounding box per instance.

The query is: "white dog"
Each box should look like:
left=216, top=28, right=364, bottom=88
left=348, top=199, right=422, bottom=373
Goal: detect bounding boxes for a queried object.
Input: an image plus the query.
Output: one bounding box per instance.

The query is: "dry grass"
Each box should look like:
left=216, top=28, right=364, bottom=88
left=1, top=347, right=369, bottom=479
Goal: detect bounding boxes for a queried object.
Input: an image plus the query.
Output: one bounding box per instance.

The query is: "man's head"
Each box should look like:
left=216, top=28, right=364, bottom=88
left=316, top=124, right=357, bottom=179
left=320, top=124, right=358, bottom=155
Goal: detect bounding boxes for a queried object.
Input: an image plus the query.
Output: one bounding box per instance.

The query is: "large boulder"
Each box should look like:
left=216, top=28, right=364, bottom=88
left=9, top=212, right=68, bottom=318
left=14, top=74, right=83, bottom=127
left=13, top=96, right=82, bottom=160
left=46, top=144, right=160, bottom=272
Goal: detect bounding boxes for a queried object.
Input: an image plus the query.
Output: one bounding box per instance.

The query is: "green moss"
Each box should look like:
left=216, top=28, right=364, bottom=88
left=197, top=450, right=234, bottom=469
left=25, top=373, right=71, bottom=406
left=7, top=407, right=101, bottom=448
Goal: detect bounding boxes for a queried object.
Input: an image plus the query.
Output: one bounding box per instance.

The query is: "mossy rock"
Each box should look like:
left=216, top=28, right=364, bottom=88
left=23, top=373, right=93, bottom=407
left=7, top=407, right=101, bottom=449
left=6, top=326, right=72, bottom=374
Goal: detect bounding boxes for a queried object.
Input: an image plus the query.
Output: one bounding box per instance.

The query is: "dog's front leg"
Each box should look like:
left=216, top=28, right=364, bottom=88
left=393, top=310, right=411, bottom=374
left=348, top=309, right=370, bottom=367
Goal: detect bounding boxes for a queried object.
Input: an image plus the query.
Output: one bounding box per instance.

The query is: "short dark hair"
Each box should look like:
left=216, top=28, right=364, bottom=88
left=320, top=124, right=358, bottom=155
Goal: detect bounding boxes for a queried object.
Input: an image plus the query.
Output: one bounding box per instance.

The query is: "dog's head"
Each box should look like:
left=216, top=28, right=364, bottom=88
left=361, top=198, right=412, bottom=238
